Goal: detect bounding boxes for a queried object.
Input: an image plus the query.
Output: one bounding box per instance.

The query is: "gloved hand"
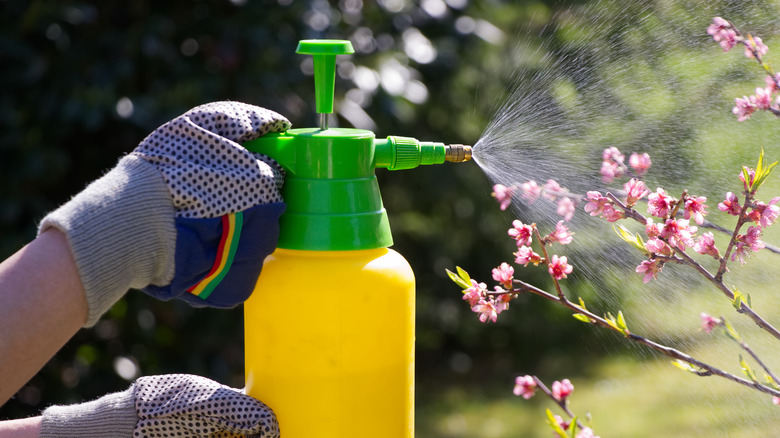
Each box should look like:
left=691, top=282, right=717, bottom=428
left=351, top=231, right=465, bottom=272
left=39, top=101, right=290, bottom=326
left=39, top=374, right=279, bottom=438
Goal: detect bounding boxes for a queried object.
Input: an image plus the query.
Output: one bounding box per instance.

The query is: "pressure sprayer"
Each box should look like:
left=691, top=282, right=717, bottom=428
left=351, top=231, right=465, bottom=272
left=242, top=39, right=472, bottom=437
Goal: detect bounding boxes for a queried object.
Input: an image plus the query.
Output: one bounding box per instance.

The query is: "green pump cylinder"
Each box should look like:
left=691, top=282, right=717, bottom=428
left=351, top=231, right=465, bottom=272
left=243, top=39, right=471, bottom=438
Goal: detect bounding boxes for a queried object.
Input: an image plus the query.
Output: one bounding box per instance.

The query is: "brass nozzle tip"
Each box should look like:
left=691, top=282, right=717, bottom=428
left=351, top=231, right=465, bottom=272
left=445, top=144, right=473, bottom=163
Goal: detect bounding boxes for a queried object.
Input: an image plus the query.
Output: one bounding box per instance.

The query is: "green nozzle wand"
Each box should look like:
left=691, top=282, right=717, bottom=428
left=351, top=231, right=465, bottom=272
left=374, top=136, right=472, bottom=170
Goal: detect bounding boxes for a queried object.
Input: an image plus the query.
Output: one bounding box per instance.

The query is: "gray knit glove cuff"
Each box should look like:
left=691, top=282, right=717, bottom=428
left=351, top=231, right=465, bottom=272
left=39, top=155, right=176, bottom=327
left=39, top=374, right=280, bottom=438
left=39, top=385, right=137, bottom=438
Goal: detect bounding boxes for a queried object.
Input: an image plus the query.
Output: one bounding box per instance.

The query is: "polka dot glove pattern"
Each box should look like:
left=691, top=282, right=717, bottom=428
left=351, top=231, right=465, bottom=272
left=132, top=101, right=289, bottom=219
left=137, top=102, right=290, bottom=309
left=133, top=374, right=279, bottom=438
left=39, top=373, right=280, bottom=438
left=39, top=101, right=290, bottom=327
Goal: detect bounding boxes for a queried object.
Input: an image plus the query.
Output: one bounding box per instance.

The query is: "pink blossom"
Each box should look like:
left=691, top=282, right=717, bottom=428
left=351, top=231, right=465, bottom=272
left=472, top=299, right=498, bottom=323
left=601, top=147, right=626, bottom=183
left=601, top=204, right=625, bottom=222
left=774, top=396, right=780, bottom=405
left=752, top=197, right=780, bottom=228
left=557, top=197, right=576, bottom=221
left=551, top=378, right=574, bottom=401
left=491, top=184, right=515, bottom=211
left=707, top=17, right=731, bottom=39
left=624, top=178, right=649, bottom=206
left=645, top=237, right=672, bottom=257
left=753, top=87, right=773, bottom=109
left=660, top=218, right=697, bottom=250
left=731, top=241, right=750, bottom=265
left=684, top=195, right=708, bottom=225
left=576, top=427, right=600, bottom=438
left=494, top=291, right=512, bottom=314
left=647, top=188, right=674, bottom=218
left=629, top=152, right=652, bottom=176
left=513, top=375, right=537, bottom=399
left=600, top=160, right=623, bottom=183
left=645, top=218, right=661, bottom=238
left=492, top=262, right=514, bottom=289
left=603, top=146, right=625, bottom=163
left=718, top=192, right=741, bottom=216
left=547, top=221, right=574, bottom=245
left=515, top=245, right=542, bottom=266
left=742, top=225, right=765, bottom=252
left=583, top=191, right=623, bottom=221
left=745, top=36, right=769, bottom=59
left=636, top=259, right=663, bottom=283
left=462, top=279, right=487, bottom=307
left=520, top=180, right=542, bottom=203
left=508, top=220, right=534, bottom=247
left=747, top=208, right=762, bottom=223
left=765, top=73, right=780, bottom=92
left=733, top=96, right=757, bottom=121
left=584, top=191, right=610, bottom=216
left=543, top=179, right=564, bottom=201
left=720, top=31, right=739, bottom=51
left=693, top=232, right=721, bottom=258
left=548, top=255, right=573, bottom=280
left=701, top=313, right=722, bottom=333
left=554, top=415, right=571, bottom=431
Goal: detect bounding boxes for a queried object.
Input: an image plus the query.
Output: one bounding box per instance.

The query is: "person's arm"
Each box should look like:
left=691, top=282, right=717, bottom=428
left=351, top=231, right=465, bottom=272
left=0, top=416, right=41, bottom=438
left=0, top=229, right=87, bottom=406
left=0, top=102, right=289, bottom=438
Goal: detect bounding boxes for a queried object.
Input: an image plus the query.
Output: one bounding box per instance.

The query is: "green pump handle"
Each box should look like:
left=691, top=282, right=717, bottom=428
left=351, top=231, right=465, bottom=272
left=296, top=39, right=354, bottom=116
left=243, top=40, right=471, bottom=251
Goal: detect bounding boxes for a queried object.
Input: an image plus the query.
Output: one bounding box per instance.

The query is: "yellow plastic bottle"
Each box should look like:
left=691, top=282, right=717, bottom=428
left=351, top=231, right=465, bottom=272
left=244, top=248, right=414, bottom=437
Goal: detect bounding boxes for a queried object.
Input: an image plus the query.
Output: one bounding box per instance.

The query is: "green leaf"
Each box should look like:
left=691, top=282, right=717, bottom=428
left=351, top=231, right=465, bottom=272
left=723, top=318, right=742, bottom=343
left=569, top=417, right=579, bottom=438
left=604, top=312, right=619, bottom=331
left=573, top=313, right=592, bottom=323
left=733, top=292, right=743, bottom=310
left=613, top=225, right=648, bottom=255
left=740, top=355, right=758, bottom=383
left=765, top=373, right=779, bottom=390
left=671, top=359, right=705, bottom=374
left=456, top=266, right=472, bottom=283
left=742, top=166, right=753, bottom=191
left=446, top=268, right=471, bottom=290
left=732, top=288, right=752, bottom=310
left=752, top=148, right=778, bottom=191
left=545, top=409, right=569, bottom=438
left=616, top=310, right=628, bottom=333
left=578, top=297, right=587, bottom=310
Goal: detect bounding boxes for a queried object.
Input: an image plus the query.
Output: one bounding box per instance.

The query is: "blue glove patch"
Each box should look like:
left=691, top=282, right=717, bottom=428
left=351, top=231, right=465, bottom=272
left=143, top=202, right=286, bottom=308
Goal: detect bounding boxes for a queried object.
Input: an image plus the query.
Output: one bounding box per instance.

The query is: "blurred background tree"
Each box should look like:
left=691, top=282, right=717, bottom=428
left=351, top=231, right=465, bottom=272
left=0, top=0, right=577, bottom=420
left=4, top=0, right=780, bottom=436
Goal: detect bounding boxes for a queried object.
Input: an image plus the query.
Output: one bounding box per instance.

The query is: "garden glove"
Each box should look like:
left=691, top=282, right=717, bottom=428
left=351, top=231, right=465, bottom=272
left=39, top=373, right=279, bottom=438
left=39, top=101, right=289, bottom=327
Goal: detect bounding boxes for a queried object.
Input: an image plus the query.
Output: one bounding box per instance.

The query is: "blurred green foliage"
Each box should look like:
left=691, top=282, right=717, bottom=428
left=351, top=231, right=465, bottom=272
left=4, top=0, right=780, bottom=432
left=0, top=0, right=582, bottom=419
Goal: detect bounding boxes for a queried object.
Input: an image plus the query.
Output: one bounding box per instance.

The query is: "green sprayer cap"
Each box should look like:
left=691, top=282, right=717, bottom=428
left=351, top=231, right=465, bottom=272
left=296, top=40, right=354, bottom=115
left=242, top=39, right=472, bottom=251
